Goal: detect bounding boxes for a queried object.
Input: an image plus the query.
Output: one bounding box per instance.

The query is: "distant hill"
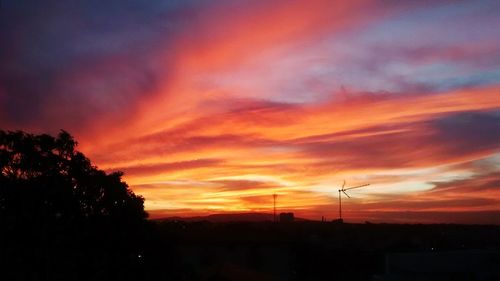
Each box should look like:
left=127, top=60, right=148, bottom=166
left=156, top=212, right=309, bottom=222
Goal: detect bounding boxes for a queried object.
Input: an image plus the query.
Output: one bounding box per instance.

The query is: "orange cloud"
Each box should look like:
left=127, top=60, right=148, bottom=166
left=67, top=1, right=500, bottom=223
left=80, top=85, right=500, bottom=222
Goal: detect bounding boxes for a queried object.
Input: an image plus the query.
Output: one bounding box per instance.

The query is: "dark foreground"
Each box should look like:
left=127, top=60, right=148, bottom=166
left=2, top=221, right=500, bottom=281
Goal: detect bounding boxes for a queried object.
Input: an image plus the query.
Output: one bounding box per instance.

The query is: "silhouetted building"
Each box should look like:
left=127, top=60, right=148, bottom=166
left=279, top=212, right=294, bottom=222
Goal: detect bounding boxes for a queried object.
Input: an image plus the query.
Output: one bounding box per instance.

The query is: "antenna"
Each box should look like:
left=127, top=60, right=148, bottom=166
left=273, top=193, right=278, bottom=223
left=338, top=180, right=369, bottom=222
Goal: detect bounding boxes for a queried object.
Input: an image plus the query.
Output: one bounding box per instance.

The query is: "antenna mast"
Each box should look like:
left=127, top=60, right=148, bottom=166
left=338, top=180, right=369, bottom=221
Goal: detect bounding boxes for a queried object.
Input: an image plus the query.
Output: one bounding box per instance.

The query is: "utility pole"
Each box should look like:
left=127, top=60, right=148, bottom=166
left=273, top=193, right=277, bottom=222
left=338, top=189, right=342, bottom=220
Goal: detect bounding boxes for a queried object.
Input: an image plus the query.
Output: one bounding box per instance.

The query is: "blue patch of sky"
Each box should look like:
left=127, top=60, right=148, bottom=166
left=305, top=0, right=500, bottom=94
left=359, top=1, right=500, bottom=47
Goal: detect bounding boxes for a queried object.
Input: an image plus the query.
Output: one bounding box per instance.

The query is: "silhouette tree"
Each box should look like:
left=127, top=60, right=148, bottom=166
left=0, top=130, right=147, bottom=225
left=0, top=130, right=153, bottom=281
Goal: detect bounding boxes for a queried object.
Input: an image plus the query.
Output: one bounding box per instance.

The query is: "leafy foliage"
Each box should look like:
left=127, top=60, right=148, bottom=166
left=0, top=130, right=147, bottom=224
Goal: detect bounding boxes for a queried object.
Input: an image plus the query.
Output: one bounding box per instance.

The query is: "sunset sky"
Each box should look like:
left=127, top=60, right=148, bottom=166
left=2, top=0, right=500, bottom=223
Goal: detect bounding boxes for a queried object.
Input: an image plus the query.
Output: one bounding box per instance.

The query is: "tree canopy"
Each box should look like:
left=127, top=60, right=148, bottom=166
left=0, top=130, right=147, bottom=225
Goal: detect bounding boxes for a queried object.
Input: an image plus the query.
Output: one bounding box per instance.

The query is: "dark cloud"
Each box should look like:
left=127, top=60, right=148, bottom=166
left=430, top=171, right=500, bottom=193
left=91, top=133, right=280, bottom=165
left=431, top=111, right=500, bottom=155
left=0, top=0, right=206, bottom=131
left=93, top=109, right=500, bottom=172
left=291, top=122, right=407, bottom=144
left=297, top=111, right=500, bottom=169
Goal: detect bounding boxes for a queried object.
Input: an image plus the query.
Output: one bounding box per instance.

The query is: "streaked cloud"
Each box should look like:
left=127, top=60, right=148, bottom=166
left=2, top=0, right=500, bottom=223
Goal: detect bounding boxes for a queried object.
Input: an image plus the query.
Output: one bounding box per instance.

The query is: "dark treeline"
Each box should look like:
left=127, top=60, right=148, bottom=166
left=1, top=131, right=500, bottom=281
